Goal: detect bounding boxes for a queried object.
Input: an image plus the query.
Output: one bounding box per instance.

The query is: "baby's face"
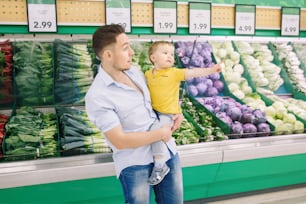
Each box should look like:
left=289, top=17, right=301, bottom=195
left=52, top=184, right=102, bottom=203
left=151, top=44, right=175, bottom=69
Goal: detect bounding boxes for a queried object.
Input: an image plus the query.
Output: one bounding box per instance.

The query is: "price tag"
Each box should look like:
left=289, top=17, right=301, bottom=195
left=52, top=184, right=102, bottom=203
left=27, top=0, right=57, bottom=33
left=281, top=7, right=300, bottom=36
left=189, top=2, right=211, bottom=34
left=235, top=4, right=256, bottom=35
left=153, top=1, right=177, bottom=34
left=105, top=0, right=131, bottom=33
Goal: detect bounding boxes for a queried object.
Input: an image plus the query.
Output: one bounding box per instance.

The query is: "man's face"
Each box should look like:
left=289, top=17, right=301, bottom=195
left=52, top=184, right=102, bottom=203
left=111, top=33, right=134, bottom=71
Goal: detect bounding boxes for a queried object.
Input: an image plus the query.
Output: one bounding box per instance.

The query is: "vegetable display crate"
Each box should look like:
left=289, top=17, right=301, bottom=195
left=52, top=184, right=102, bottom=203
left=56, top=106, right=112, bottom=157
left=173, top=110, right=202, bottom=145
left=258, top=92, right=306, bottom=133
left=232, top=41, right=290, bottom=96
left=181, top=95, right=230, bottom=142
left=268, top=42, right=306, bottom=100
left=188, top=94, right=275, bottom=139
left=53, top=39, right=95, bottom=105
left=13, top=41, right=55, bottom=107
left=175, top=41, right=226, bottom=98
left=0, top=39, right=14, bottom=108
left=0, top=109, right=11, bottom=160
left=1, top=106, right=59, bottom=162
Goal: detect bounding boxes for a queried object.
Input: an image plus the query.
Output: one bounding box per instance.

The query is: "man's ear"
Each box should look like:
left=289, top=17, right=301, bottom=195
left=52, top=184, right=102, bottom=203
left=102, top=49, right=112, bottom=60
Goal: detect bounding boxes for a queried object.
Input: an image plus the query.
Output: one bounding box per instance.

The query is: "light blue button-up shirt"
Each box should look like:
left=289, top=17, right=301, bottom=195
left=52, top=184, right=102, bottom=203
left=85, top=65, right=177, bottom=177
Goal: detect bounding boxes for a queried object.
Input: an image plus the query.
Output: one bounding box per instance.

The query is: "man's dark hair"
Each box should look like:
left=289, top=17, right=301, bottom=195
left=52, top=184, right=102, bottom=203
left=92, top=24, right=125, bottom=57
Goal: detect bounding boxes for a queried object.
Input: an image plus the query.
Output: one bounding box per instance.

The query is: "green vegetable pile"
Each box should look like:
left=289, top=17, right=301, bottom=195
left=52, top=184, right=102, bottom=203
left=86, top=40, right=100, bottom=77
left=181, top=97, right=228, bottom=142
left=4, top=107, right=58, bottom=160
left=54, top=39, right=94, bottom=105
left=13, top=41, right=54, bottom=106
left=56, top=107, right=111, bottom=155
left=131, top=41, right=152, bottom=73
left=172, top=116, right=199, bottom=145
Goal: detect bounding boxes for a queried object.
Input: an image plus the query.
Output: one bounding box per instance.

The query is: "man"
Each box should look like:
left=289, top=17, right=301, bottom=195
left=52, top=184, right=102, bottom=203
left=85, top=24, right=184, bottom=204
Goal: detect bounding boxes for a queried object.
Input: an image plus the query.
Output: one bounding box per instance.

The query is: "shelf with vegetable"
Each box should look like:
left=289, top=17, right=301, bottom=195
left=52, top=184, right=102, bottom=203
left=292, top=42, right=306, bottom=74
left=130, top=41, right=153, bottom=73
left=256, top=88, right=306, bottom=130
left=0, top=40, right=14, bottom=107
left=269, top=42, right=306, bottom=101
left=13, top=41, right=55, bottom=107
left=56, top=106, right=111, bottom=156
left=173, top=111, right=201, bottom=145
left=0, top=110, right=10, bottom=159
left=1, top=106, right=59, bottom=162
left=232, top=41, right=288, bottom=95
left=181, top=96, right=229, bottom=142
left=175, top=41, right=226, bottom=98
left=210, top=41, right=256, bottom=102
left=54, top=39, right=94, bottom=105
left=189, top=94, right=275, bottom=139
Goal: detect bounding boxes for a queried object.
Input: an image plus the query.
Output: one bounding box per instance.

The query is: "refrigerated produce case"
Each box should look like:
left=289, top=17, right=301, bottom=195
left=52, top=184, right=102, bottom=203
left=1, top=0, right=306, bottom=203
left=0, top=133, right=306, bottom=203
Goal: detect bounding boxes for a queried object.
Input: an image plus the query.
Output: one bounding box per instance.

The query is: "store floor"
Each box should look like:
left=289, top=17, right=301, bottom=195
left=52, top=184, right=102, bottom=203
left=186, top=183, right=306, bottom=204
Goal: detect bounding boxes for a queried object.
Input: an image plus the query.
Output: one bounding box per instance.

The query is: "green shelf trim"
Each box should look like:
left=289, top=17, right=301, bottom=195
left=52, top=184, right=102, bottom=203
left=1, top=25, right=305, bottom=38
left=0, top=153, right=306, bottom=203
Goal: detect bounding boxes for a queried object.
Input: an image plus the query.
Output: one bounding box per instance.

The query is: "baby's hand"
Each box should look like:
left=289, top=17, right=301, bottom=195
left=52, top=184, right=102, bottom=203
left=215, top=63, right=222, bottom=72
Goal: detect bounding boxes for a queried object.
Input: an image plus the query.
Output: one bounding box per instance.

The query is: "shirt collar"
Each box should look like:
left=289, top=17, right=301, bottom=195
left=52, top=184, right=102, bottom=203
left=98, top=65, right=137, bottom=87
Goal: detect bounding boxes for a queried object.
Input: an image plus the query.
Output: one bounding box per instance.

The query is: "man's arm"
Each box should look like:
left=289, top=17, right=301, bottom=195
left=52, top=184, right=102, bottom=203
left=104, top=125, right=172, bottom=150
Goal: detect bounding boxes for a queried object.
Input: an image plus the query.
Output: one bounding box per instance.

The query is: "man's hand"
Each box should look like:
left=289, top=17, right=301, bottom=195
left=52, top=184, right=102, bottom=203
left=160, top=125, right=173, bottom=143
left=171, top=113, right=183, bottom=132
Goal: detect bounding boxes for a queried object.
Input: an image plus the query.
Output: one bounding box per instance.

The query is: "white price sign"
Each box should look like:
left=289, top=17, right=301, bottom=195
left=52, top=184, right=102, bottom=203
left=105, top=0, right=131, bottom=33
left=153, top=1, right=177, bottom=34
left=189, top=2, right=211, bottom=34
left=27, top=0, right=57, bottom=33
left=235, top=5, right=255, bottom=35
left=281, top=7, right=300, bottom=36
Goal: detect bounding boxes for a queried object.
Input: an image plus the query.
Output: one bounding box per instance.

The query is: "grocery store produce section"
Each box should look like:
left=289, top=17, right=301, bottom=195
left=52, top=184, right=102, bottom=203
left=0, top=0, right=306, bottom=203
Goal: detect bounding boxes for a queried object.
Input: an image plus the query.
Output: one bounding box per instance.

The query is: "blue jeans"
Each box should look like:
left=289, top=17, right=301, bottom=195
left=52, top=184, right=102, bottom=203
left=119, top=153, right=183, bottom=204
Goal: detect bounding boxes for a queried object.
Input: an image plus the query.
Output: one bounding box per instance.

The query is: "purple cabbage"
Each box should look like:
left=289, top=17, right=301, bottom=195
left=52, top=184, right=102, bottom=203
left=257, top=123, right=271, bottom=136
left=213, top=80, right=224, bottom=92
left=216, top=112, right=233, bottom=126
left=230, top=121, right=243, bottom=139
left=187, top=85, right=198, bottom=96
left=252, top=109, right=267, bottom=125
left=242, top=123, right=257, bottom=137
left=206, top=87, right=219, bottom=97
left=196, top=83, right=208, bottom=96
left=240, top=112, right=255, bottom=124
left=226, top=106, right=242, bottom=121
left=209, top=73, right=221, bottom=80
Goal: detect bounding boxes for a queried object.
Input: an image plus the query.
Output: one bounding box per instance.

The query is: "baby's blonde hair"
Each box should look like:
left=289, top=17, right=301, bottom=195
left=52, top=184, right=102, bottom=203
left=148, top=41, right=174, bottom=64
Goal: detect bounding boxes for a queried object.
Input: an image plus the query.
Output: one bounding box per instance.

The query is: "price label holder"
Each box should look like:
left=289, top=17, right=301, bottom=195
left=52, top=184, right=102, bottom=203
left=105, top=0, right=131, bottom=33
left=189, top=2, right=211, bottom=34
left=235, top=4, right=256, bottom=35
left=27, top=0, right=57, bottom=33
left=281, top=7, right=300, bottom=36
left=153, top=0, right=177, bottom=34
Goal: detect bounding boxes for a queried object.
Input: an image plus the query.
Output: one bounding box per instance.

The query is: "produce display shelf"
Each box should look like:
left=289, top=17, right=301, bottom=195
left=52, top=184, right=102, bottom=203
left=0, top=133, right=305, bottom=203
